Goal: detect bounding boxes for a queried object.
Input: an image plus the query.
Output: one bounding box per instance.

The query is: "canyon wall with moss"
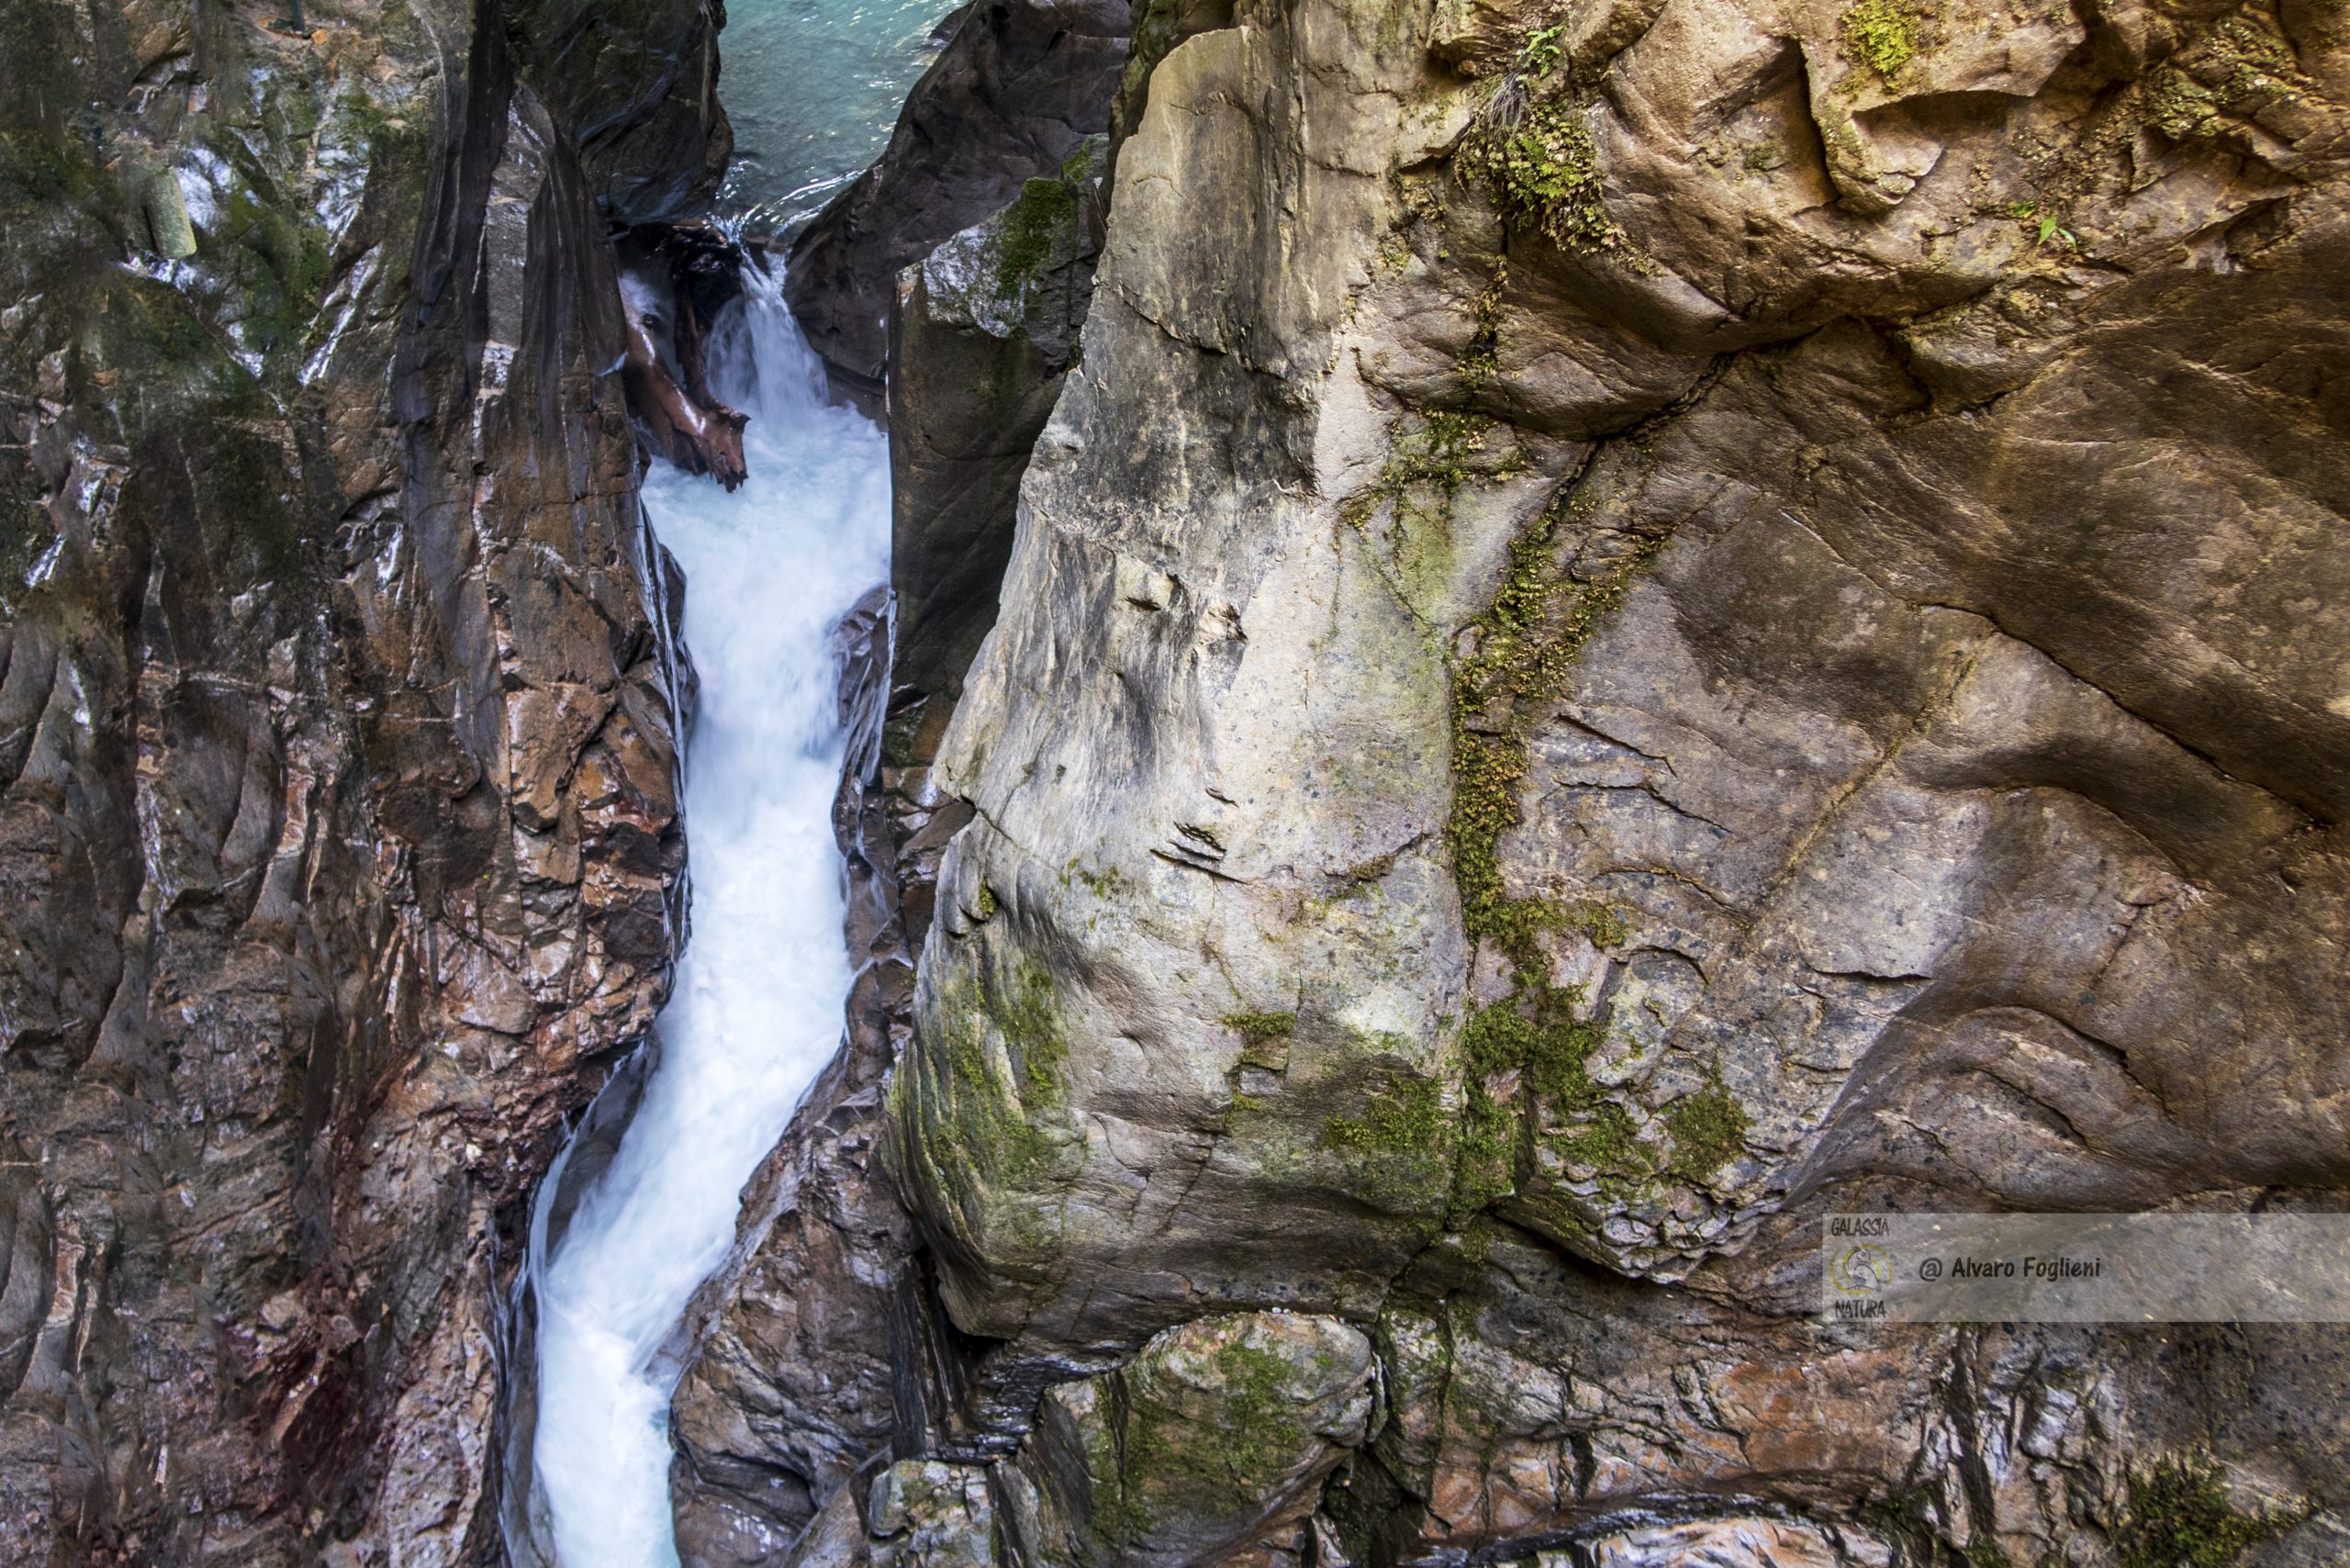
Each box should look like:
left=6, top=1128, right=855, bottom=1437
left=757, top=0, right=2350, bottom=1562
left=7, top=0, right=2344, bottom=1556
left=0, top=0, right=722, bottom=1557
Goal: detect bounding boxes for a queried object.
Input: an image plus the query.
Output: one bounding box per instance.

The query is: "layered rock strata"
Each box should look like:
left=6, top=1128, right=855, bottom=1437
left=0, top=0, right=723, bottom=1557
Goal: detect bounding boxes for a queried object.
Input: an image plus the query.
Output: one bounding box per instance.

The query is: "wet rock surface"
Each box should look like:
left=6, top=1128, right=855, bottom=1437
left=505, top=0, right=733, bottom=224
left=666, top=588, right=921, bottom=1565
left=618, top=224, right=754, bottom=489
left=0, top=0, right=720, bottom=1556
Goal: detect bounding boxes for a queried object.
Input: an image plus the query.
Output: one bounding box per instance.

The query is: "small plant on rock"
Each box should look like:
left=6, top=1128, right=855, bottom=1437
left=1516, top=22, right=1564, bottom=78
left=1460, top=95, right=1621, bottom=251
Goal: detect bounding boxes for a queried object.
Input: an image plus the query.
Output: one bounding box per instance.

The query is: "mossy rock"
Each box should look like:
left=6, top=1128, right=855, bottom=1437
left=2115, top=1459, right=2300, bottom=1568
left=1839, top=0, right=1919, bottom=80
left=1031, top=1310, right=1378, bottom=1567
left=1457, top=94, right=1620, bottom=251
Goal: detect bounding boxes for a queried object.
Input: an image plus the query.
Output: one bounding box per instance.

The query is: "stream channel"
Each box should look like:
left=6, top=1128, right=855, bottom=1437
left=519, top=6, right=939, bottom=1559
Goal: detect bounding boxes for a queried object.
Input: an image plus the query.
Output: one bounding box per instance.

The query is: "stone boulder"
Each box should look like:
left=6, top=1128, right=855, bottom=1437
left=880, top=0, right=2350, bottom=1557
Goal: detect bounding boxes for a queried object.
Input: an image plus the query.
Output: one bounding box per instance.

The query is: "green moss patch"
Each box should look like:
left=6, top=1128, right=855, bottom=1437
left=1223, top=1012, right=1296, bottom=1050
left=1225, top=1009, right=1296, bottom=1073
left=990, top=177, right=1078, bottom=300
left=2142, top=13, right=2310, bottom=143
left=2116, top=1459, right=2298, bottom=1568
left=1448, top=498, right=1664, bottom=950
left=1341, top=409, right=1509, bottom=533
left=1459, top=96, right=1620, bottom=251
left=1437, top=477, right=1676, bottom=1220
left=1462, top=988, right=1600, bottom=1104
left=924, top=958, right=1074, bottom=1180
left=1323, top=1069, right=1448, bottom=1155
left=987, top=144, right=1097, bottom=302
left=1840, top=0, right=1918, bottom=80
left=2143, top=67, right=2222, bottom=141
left=1453, top=935, right=1649, bottom=1205
left=1662, top=1081, right=1749, bottom=1176
left=1085, top=1327, right=1316, bottom=1551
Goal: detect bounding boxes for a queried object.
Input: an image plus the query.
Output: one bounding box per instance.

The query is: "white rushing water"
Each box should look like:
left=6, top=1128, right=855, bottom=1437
left=528, top=264, right=892, bottom=1568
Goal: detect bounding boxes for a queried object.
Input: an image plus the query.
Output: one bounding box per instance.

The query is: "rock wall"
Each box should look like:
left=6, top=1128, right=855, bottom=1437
left=507, top=0, right=733, bottom=224
left=861, top=0, right=2350, bottom=1561
left=889, top=137, right=1109, bottom=706
left=783, top=0, right=1134, bottom=393
left=0, top=0, right=722, bottom=1557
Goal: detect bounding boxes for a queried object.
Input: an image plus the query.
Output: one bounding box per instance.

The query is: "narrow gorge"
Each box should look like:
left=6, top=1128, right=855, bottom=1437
left=519, top=273, right=890, bottom=1568
left=0, top=0, right=2345, bottom=1563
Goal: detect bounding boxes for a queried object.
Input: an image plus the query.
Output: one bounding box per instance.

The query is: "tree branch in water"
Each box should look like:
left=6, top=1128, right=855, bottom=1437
left=621, top=286, right=747, bottom=490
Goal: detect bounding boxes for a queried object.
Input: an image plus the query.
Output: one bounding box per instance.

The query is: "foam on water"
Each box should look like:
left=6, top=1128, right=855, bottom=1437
left=528, top=264, right=891, bottom=1568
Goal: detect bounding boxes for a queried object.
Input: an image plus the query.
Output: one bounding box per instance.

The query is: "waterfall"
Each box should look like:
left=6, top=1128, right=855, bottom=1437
left=525, top=263, right=891, bottom=1568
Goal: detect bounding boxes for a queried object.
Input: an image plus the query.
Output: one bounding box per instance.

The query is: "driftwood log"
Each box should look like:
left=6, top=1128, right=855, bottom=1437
left=619, top=222, right=749, bottom=489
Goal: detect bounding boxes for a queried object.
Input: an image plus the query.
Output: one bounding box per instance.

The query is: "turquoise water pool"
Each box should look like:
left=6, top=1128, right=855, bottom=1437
left=713, top=0, right=952, bottom=236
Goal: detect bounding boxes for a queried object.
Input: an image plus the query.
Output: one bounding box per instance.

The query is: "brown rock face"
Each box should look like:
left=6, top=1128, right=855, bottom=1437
left=0, top=0, right=722, bottom=1557
left=783, top=0, right=1135, bottom=391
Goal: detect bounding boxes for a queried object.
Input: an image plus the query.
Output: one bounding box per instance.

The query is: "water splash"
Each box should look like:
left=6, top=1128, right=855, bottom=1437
left=527, top=263, right=891, bottom=1568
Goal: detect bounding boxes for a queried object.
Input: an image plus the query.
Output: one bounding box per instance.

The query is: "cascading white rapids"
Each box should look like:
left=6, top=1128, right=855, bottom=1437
left=527, top=263, right=891, bottom=1568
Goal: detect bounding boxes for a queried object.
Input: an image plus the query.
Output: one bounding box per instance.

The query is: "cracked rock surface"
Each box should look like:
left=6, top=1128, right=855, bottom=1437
left=858, top=0, right=2350, bottom=1559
